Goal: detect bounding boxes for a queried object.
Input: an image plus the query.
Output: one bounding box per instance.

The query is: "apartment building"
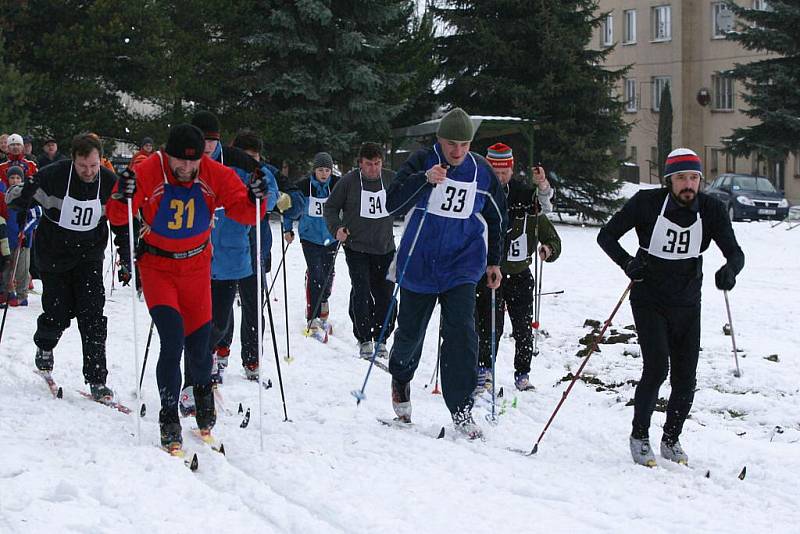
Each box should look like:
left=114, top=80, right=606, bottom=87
left=595, top=0, right=799, bottom=202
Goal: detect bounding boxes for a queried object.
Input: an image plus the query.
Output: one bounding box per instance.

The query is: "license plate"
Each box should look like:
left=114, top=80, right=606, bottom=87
left=758, top=209, right=776, bottom=215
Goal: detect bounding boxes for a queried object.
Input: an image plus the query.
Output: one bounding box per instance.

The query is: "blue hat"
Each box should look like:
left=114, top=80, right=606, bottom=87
left=664, top=148, right=702, bottom=178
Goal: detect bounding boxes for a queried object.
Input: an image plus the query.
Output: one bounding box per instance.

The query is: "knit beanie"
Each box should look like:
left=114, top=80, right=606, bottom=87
left=313, top=152, right=334, bottom=170
left=6, top=166, right=25, bottom=180
left=141, top=136, right=154, bottom=146
left=486, top=142, right=514, bottom=169
left=191, top=111, right=221, bottom=140
left=437, top=108, right=474, bottom=142
left=165, top=124, right=205, bottom=160
left=664, top=148, right=703, bottom=178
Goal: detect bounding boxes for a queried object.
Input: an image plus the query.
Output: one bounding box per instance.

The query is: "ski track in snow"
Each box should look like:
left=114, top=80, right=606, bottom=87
left=1, top=213, right=798, bottom=533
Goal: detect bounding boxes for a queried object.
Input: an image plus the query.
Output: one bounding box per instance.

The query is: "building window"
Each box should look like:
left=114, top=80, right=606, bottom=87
left=624, top=79, right=637, bottom=112
left=651, top=5, right=671, bottom=41
left=652, top=76, right=671, bottom=111
left=623, top=10, right=637, bottom=44
left=710, top=149, right=721, bottom=173
left=753, top=0, right=769, bottom=10
left=630, top=145, right=638, bottom=162
left=712, top=2, right=734, bottom=38
left=601, top=14, right=613, bottom=46
left=726, top=152, right=736, bottom=173
left=712, top=73, right=734, bottom=110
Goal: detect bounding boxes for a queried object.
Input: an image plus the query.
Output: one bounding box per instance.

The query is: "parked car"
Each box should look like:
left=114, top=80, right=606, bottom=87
left=705, top=173, right=790, bottom=221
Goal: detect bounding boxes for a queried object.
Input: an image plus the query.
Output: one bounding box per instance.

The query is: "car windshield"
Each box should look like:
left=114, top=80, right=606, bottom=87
left=731, top=176, right=777, bottom=192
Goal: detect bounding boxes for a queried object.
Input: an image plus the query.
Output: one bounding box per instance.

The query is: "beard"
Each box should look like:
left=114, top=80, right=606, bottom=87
left=673, top=188, right=697, bottom=207
left=173, top=167, right=198, bottom=182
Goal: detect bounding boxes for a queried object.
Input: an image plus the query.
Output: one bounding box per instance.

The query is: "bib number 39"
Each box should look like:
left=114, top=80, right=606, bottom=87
left=440, top=185, right=467, bottom=213
left=662, top=228, right=690, bottom=254
left=70, top=205, right=94, bottom=227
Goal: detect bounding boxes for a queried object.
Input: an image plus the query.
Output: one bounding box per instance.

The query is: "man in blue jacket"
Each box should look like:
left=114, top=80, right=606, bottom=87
left=180, top=112, right=278, bottom=415
left=385, top=108, right=507, bottom=439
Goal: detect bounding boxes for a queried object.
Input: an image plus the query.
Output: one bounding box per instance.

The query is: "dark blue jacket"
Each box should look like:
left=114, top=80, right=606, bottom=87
left=386, top=144, right=507, bottom=294
left=6, top=205, right=42, bottom=249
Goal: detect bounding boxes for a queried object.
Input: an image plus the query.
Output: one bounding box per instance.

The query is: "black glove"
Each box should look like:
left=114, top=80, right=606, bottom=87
left=118, top=261, right=132, bottom=286
left=715, top=264, right=736, bottom=291
left=248, top=168, right=269, bottom=201
left=16, top=210, right=27, bottom=230
left=116, top=168, right=137, bottom=200
left=624, top=256, right=647, bottom=282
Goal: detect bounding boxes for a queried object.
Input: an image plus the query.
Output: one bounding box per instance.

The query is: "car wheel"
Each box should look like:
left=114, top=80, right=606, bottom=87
left=728, top=205, right=739, bottom=222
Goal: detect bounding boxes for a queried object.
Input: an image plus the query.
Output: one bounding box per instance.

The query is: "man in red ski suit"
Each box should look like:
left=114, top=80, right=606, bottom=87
left=106, top=124, right=268, bottom=449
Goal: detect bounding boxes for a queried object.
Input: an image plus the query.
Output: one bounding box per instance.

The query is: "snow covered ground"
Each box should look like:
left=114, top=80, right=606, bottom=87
left=1, top=213, right=798, bottom=533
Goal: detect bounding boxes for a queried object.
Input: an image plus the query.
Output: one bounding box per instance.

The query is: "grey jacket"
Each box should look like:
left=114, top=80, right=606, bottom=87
left=324, top=168, right=396, bottom=255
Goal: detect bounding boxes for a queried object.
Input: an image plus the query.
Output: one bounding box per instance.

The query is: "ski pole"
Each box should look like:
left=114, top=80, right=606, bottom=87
left=536, top=289, right=564, bottom=297
left=266, top=240, right=289, bottom=297
left=353, top=205, right=429, bottom=404
left=527, top=281, right=632, bottom=455
left=490, top=286, right=497, bottom=422
left=137, top=319, right=155, bottom=417
left=304, top=240, right=341, bottom=333
left=264, top=270, right=289, bottom=422
left=280, top=233, right=292, bottom=363
left=533, top=256, right=544, bottom=356
left=126, top=196, right=142, bottom=444
left=426, top=311, right=442, bottom=394
left=255, top=197, right=266, bottom=450
left=723, top=290, right=742, bottom=378
left=0, top=233, right=25, bottom=346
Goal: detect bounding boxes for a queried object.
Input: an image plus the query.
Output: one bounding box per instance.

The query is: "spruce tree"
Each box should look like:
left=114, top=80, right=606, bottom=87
left=724, top=1, right=800, bottom=160
left=432, top=0, right=630, bottom=221
left=0, top=33, right=32, bottom=132
left=656, top=83, right=673, bottom=184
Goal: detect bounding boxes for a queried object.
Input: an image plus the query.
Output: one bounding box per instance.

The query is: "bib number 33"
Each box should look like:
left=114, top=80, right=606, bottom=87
left=440, top=185, right=467, bottom=213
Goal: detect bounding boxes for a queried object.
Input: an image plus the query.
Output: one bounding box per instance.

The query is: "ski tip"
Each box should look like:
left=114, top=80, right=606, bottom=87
left=219, top=443, right=226, bottom=456
left=140, top=404, right=147, bottom=418
left=436, top=427, right=446, bottom=439
left=738, top=466, right=747, bottom=480
left=238, top=402, right=243, bottom=414
left=705, top=470, right=711, bottom=478
left=189, top=454, right=199, bottom=471
left=56, top=387, right=63, bottom=399
left=498, top=386, right=504, bottom=398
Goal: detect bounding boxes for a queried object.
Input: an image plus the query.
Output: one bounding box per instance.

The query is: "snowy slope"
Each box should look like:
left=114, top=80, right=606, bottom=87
left=1, top=216, right=799, bottom=534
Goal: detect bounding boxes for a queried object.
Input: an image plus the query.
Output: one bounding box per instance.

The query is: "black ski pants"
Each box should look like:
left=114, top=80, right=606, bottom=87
left=389, top=284, right=477, bottom=416
left=631, top=301, right=701, bottom=443
left=301, top=240, right=337, bottom=320
left=475, top=270, right=535, bottom=375
left=344, top=247, right=396, bottom=343
left=35, top=260, right=108, bottom=384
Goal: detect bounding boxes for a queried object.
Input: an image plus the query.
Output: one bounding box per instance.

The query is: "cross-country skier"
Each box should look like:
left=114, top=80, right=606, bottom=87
left=597, top=148, right=744, bottom=467
left=105, top=124, right=268, bottom=452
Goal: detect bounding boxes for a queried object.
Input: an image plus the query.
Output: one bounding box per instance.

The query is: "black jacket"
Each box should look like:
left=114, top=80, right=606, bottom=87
left=37, top=152, right=68, bottom=169
left=7, top=159, right=126, bottom=272
left=597, top=188, right=745, bottom=306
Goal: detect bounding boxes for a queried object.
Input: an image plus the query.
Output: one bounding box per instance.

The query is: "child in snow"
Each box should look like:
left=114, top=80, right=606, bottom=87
left=282, top=152, right=341, bottom=340
left=1, top=168, right=41, bottom=306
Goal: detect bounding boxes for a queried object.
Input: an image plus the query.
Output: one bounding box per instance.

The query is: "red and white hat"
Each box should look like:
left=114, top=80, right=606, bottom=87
left=486, top=142, right=514, bottom=169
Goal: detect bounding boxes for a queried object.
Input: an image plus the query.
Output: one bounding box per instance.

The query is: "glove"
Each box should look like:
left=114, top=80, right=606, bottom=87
left=248, top=168, right=269, bottom=201
left=16, top=210, right=27, bottom=229
left=276, top=192, right=292, bottom=212
left=715, top=264, right=736, bottom=291
left=117, top=168, right=137, bottom=199
left=624, top=256, right=647, bottom=282
left=118, top=262, right=132, bottom=286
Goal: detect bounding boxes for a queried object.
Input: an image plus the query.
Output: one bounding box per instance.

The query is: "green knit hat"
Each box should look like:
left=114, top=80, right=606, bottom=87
left=437, top=108, right=474, bottom=142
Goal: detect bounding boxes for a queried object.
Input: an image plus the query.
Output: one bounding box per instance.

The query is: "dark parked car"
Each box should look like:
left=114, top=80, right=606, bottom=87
left=705, top=173, right=790, bottom=221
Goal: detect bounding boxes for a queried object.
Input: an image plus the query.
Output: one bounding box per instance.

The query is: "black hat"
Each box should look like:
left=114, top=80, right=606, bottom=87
left=313, top=152, right=334, bottom=170
left=141, top=136, right=154, bottom=146
left=6, top=166, right=25, bottom=180
left=22, top=135, right=33, bottom=145
left=165, top=124, right=205, bottom=160
left=43, top=135, right=57, bottom=144
left=191, top=111, right=221, bottom=140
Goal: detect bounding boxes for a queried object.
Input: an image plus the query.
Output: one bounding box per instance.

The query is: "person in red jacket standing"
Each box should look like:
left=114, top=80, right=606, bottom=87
left=106, top=124, right=268, bottom=452
left=0, top=134, right=38, bottom=189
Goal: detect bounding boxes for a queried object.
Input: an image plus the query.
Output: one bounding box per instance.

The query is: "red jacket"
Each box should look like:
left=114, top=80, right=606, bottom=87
left=129, top=149, right=153, bottom=170
left=106, top=151, right=266, bottom=273
left=0, top=154, right=38, bottom=189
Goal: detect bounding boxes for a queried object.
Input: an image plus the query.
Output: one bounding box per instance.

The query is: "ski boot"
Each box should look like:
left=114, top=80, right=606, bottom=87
left=660, top=438, right=689, bottom=465
left=194, top=383, right=217, bottom=432
left=320, top=301, right=330, bottom=321
left=375, top=342, right=389, bottom=359
left=243, top=362, right=259, bottom=381
left=473, top=366, right=491, bottom=398
left=359, top=341, right=374, bottom=359
left=89, top=383, right=114, bottom=402
left=308, top=318, right=328, bottom=343
left=35, top=347, right=54, bottom=372
left=179, top=386, right=196, bottom=417
left=159, top=408, right=183, bottom=452
left=629, top=436, right=657, bottom=467
left=514, top=372, right=535, bottom=392
left=210, top=352, right=223, bottom=385
left=215, top=346, right=230, bottom=372
left=452, top=409, right=484, bottom=440
left=391, top=378, right=412, bottom=423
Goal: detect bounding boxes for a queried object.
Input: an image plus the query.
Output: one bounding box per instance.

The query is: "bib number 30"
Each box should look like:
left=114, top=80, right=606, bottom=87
left=70, top=206, right=94, bottom=227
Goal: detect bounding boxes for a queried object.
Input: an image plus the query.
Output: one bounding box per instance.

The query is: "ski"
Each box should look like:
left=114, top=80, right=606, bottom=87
left=240, top=407, right=251, bottom=428
left=362, top=356, right=390, bottom=373
left=76, top=390, right=132, bottom=414
left=190, top=428, right=226, bottom=455
left=377, top=417, right=446, bottom=439
left=161, top=444, right=199, bottom=471
left=34, top=370, right=63, bottom=398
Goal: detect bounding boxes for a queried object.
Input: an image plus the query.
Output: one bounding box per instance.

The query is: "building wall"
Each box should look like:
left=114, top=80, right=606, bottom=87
left=595, top=0, right=799, bottom=203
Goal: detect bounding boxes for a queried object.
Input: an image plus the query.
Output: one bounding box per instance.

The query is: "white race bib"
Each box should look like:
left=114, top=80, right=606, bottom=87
left=57, top=164, right=103, bottom=232
left=360, top=188, right=388, bottom=219
left=427, top=178, right=477, bottom=219
left=646, top=195, right=703, bottom=260
left=506, top=216, right=528, bottom=261
left=308, top=195, right=327, bottom=217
